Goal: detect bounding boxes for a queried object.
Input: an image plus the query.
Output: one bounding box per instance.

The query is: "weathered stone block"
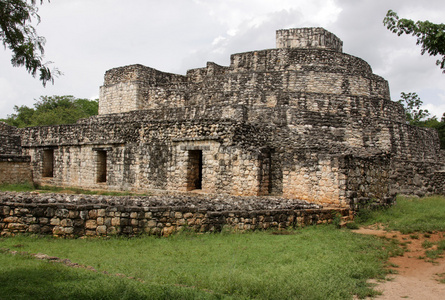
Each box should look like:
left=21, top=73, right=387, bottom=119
left=28, top=224, right=40, bottom=233
left=50, top=218, right=60, bottom=226
left=53, top=226, right=64, bottom=235
left=96, top=225, right=107, bottom=235
left=85, top=220, right=97, bottom=229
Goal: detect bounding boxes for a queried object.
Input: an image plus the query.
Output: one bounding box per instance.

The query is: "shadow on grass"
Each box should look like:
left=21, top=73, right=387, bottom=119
left=0, top=254, right=224, bottom=300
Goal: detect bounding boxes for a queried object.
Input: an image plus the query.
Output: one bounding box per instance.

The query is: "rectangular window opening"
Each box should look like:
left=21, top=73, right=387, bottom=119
left=96, top=150, right=107, bottom=183
left=42, top=149, right=54, bottom=177
left=187, top=150, right=202, bottom=190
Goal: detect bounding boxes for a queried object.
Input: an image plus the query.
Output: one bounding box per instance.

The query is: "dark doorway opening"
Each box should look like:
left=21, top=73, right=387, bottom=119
left=187, top=150, right=202, bottom=190
left=42, top=149, right=54, bottom=177
left=96, top=150, right=107, bottom=183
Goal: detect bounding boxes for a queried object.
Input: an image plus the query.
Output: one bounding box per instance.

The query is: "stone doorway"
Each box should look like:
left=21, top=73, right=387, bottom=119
left=96, top=150, right=107, bottom=183
left=187, top=150, right=202, bottom=190
left=42, top=149, right=54, bottom=177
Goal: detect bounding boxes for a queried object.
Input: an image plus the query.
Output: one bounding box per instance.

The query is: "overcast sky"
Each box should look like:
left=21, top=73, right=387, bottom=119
left=1, top=0, right=444, bottom=119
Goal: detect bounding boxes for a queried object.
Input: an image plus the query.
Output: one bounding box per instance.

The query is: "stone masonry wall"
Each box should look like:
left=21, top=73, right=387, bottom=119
left=0, top=122, right=32, bottom=185
left=99, top=64, right=187, bottom=114
left=276, top=28, right=343, bottom=52
left=0, top=122, right=22, bottom=155
left=0, top=156, right=32, bottom=185
left=0, top=192, right=350, bottom=237
left=14, top=27, right=445, bottom=208
left=19, top=101, right=443, bottom=207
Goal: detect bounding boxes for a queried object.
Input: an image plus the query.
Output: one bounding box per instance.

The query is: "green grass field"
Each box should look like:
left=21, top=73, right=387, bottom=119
left=355, top=195, right=445, bottom=233
left=1, top=192, right=445, bottom=299
left=1, top=227, right=391, bottom=299
left=0, top=183, right=142, bottom=196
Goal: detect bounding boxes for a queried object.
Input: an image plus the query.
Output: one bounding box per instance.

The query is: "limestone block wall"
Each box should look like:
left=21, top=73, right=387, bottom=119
left=0, top=192, right=350, bottom=237
left=282, top=154, right=345, bottom=207
left=21, top=113, right=275, bottom=197
left=429, top=171, right=445, bottom=195
left=99, top=64, right=186, bottom=114
left=0, top=123, right=33, bottom=185
left=0, top=122, right=22, bottom=155
left=21, top=99, right=443, bottom=206
left=99, top=82, right=140, bottom=115
left=341, top=154, right=393, bottom=210
left=276, top=28, right=343, bottom=52
left=0, top=156, right=32, bottom=185
left=389, top=159, right=445, bottom=197
left=99, top=47, right=394, bottom=119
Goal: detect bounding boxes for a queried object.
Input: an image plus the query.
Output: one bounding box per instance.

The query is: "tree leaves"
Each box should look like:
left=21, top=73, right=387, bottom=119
left=0, top=0, right=59, bottom=85
left=397, top=92, right=430, bottom=125
left=0, top=95, right=98, bottom=127
left=383, top=10, right=445, bottom=72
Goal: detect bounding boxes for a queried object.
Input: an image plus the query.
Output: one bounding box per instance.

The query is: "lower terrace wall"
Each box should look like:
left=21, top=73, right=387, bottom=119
left=0, top=192, right=351, bottom=237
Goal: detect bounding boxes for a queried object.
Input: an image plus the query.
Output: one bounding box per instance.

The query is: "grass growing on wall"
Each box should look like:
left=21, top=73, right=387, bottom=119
left=0, top=226, right=392, bottom=299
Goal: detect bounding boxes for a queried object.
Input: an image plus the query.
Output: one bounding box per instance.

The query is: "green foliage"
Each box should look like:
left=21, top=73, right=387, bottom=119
left=0, top=226, right=393, bottom=299
left=0, top=0, right=60, bottom=85
left=0, top=183, right=146, bottom=196
left=421, top=240, right=434, bottom=249
left=397, top=92, right=430, bottom=125
left=396, top=92, right=445, bottom=148
left=0, top=182, right=36, bottom=192
left=1, top=95, right=98, bottom=127
left=384, top=10, right=445, bottom=72
left=354, top=195, right=445, bottom=233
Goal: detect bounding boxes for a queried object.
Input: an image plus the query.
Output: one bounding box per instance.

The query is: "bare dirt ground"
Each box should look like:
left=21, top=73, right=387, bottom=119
left=353, top=226, right=445, bottom=299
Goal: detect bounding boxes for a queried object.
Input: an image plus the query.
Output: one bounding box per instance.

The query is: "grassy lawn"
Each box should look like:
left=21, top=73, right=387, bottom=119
left=0, top=183, right=143, bottom=196
left=0, top=252, right=220, bottom=300
left=1, top=192, right=444, bottom=299
left=1, top=227, right=391, bottom=300
left=355, top=195, right=445, bottom=233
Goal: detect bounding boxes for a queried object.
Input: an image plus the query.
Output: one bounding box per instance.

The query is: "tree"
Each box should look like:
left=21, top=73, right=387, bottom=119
left=397, top=92, right=445, bottom=149
left=0, top=0, right=59, bottom=86
left=383, top=10, right=445, bottom=73
left=397, top=92, right=430, bottom=125
left=0, top=95, right=99, bottom=127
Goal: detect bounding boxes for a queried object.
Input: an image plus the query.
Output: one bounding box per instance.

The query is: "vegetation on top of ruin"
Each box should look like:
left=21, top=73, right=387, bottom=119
left=0, top=95, right=98, bottom=127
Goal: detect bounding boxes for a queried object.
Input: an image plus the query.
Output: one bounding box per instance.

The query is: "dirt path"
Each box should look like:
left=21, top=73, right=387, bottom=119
left=353, top=226, right=445, bottom=299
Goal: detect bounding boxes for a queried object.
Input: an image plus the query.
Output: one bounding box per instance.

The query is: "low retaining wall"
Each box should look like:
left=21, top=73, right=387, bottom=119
left=0, top=192, right=351, bottom=237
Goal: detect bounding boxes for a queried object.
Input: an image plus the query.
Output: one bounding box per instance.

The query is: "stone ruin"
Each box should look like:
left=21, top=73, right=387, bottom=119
left=1, top=28, right=444, bottom=212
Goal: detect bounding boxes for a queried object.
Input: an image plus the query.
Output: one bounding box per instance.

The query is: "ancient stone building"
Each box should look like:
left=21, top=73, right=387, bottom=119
left=6, top=28, right=444, bottom=209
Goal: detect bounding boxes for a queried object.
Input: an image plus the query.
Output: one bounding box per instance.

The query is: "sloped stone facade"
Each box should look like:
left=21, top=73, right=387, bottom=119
left=6, top=28, right=444, bottom=210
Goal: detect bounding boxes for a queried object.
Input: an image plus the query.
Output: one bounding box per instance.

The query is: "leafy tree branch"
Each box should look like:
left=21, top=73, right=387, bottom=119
left=0, top=0, right=60, bottom=85
left=384, top=10, right=445, bottom=72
